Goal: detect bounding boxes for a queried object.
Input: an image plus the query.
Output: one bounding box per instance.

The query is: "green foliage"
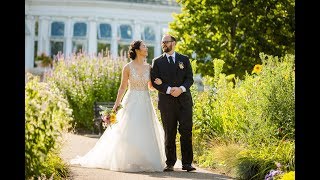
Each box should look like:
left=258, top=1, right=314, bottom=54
left=45, top=54, right=128, bottom=131
left=193, top=53, right=294, bottom=146
left=171, top=0, right=295, bottom=78
left=195, top=143, right=244, bottom=176
left=191, top=53, right=294, bottom=179
left=40, top=150, right=70, bottom=179
left=259, top=53, right=295, bottom=140
left=211, top=143, right=244, bottom=175
left=25, top=73, right=73, bottom=179
left=236, top=140, right=294, bottom=180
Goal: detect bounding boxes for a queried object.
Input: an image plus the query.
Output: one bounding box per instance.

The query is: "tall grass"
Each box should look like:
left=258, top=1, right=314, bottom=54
left=44, top=52, right=128, bottom=131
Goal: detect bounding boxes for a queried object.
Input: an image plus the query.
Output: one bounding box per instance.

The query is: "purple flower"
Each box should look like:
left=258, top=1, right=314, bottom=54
left=265, top=169, right=283, bottom=180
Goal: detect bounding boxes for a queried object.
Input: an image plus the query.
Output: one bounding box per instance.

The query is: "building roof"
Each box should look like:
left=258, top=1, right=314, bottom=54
left=98, top=0, right=180, bottom=6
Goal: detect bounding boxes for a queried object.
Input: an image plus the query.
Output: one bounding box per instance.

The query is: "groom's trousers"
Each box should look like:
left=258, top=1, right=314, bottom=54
left=160, top=97, right=193, bottom=166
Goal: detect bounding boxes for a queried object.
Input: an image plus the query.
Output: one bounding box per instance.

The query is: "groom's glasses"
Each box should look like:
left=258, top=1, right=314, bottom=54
left=161, top=40, right=173, bottom=44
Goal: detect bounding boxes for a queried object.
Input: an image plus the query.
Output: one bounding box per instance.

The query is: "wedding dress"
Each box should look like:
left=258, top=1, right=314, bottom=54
left=70, top=62, right=166, bottom=172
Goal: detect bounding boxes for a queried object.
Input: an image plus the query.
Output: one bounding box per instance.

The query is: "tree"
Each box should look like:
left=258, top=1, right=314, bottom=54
left=170, top=0, right=295, bottom=78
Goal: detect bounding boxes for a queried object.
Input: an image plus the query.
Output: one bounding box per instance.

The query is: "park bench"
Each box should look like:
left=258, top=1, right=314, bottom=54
left=93, top=101, right=114, bottom=136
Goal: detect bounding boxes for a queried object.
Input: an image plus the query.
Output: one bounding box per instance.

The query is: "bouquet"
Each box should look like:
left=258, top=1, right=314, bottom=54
left=99, top=104, right=123, bottom=129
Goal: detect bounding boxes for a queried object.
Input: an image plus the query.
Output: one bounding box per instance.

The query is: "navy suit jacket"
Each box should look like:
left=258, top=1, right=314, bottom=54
left=150, top=52, right=194, bottom=110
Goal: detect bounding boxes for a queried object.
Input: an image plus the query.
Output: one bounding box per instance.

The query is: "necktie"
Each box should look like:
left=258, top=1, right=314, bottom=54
left=168, top=56, right=174, bottom=64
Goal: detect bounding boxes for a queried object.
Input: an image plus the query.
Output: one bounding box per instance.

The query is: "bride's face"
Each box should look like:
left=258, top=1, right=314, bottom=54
left=138, top=42, right=148, bottom=57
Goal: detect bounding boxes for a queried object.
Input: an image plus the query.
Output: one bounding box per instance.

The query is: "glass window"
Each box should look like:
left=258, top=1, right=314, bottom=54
left=51, top=22, right=65, bottom=36
left=118, top=44, right=129, bottom=57
left=34, top=41, right=38, bottom=59
left=35, top=21, right=39, bottom=36
left=97, top=43, right=111, bottom=55
left=34, top=40, right=38, bottom=67
left=50, top=41, right=64, bottom=57
left=119, top=25, right=132, bottom=40
left=98, top=23, right=112, bottom=39
left=146, top=46, right=154, bottom=64
left=73, top=22, right=87, bottom=37
left=72, top=41, right=86, bottom=54
left=144, top=26, right=155, bottom=41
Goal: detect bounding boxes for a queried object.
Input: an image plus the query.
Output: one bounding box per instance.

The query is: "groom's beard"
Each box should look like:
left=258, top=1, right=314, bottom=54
left=162, top=45, right=172, bottom=53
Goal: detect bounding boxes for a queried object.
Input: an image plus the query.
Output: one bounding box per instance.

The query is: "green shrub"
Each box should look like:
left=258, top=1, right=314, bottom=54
left=45, top=54, right=127, bottom=131
left=259, top=54, right=295, bottom=140
left=40, top=149, right=70, bottom=179
left=236, top=140, right=294, bottom=180
left=192, top=53, right=294, bottom=145
left=191, top=53, right=294, bottom=179
left=25, top=73, right=73, bottom=179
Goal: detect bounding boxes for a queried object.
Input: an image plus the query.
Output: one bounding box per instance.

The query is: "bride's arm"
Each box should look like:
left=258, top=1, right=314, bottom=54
left=148, top=78, right=162, bottom=91
left=113, top=64, right=129, bottom=111
left=148, top=81, right=156, bottom=91
left=148, top=65, right=162, bottom=91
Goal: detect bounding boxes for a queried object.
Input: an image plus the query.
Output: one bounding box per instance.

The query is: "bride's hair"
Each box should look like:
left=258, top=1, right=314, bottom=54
left=128, top=40, right=142, bottom=60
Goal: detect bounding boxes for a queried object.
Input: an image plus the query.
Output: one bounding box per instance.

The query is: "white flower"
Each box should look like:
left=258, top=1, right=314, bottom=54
left=178, top=62, right=184, bottom=69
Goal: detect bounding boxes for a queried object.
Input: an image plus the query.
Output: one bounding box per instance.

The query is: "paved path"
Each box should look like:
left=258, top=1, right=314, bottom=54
left=60, top=133, right=235, bottom=180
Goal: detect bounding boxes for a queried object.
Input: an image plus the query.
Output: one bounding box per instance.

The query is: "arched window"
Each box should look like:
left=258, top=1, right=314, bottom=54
left=51, top=21, right=65, bottom=36
left=50, top=21, right=65, bottom=58
left=143, top=26, right=155, bottom=41
left=72, top=22, right=88, bottom=53
left=97, top=23, right=112, bottom=55
left=119, top=24, right=132, bottom=40
left=98, top=23, right=111, bottom=39
left=73, top=22, right=87, bottom=37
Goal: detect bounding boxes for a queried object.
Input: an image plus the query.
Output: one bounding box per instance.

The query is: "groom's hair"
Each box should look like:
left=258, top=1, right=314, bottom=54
left=170, top=35, right=176, bottom=42
left=164, top=34, right=176, bottom=42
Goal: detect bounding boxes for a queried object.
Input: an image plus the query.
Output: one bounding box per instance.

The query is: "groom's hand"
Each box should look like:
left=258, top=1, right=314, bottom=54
left=170, top=87, right=183, bottom=97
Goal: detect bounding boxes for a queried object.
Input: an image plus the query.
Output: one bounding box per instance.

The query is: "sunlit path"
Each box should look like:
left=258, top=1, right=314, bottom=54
left=61, top=133, right=235, bottom=180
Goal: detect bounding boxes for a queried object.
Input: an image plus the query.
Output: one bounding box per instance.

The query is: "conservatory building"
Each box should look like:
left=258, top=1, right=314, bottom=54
left=25, top=0, right=181, bottom=69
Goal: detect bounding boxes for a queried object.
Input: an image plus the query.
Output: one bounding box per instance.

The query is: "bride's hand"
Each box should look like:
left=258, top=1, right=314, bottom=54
left=154, top=78, right=162, bottom=85
left=112, top=104, right=118, bottom=112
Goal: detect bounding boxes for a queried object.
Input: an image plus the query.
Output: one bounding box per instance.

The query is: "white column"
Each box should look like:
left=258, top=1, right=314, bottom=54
left=110, top=19, right=118, bottom=58
left=155, top=23, right=161, bottom=57
left=38, top=16, right=50, bottom=56
left=133, top=20, right=141, bottom=40
left=88, top=17, right=97, bottom=56
left=65, top=17, right=73, bottom=57
left=25, top=15, right=35, bottom=70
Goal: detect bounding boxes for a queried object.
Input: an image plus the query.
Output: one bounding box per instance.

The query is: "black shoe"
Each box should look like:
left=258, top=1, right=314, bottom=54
left=182, top=164, right=196, bottom=172
left=163, top=165, right=174, bottom=172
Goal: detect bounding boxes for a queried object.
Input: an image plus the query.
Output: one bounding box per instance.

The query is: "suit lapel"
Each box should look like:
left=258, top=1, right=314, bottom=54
left=161, top=52, right=180, bottom=76
left=162, top=53, right=170, bottom=65
left=174, top=53, right=180, bottom=69
left=160, top=53, right=180, bottom=74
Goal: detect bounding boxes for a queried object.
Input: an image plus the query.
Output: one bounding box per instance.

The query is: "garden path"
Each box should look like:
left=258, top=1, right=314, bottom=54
left=60, top=133, right=235, bottom=180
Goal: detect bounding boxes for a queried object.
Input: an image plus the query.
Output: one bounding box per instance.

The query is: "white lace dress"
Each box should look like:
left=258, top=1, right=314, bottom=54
left=70, top=63, right=166, bottom=172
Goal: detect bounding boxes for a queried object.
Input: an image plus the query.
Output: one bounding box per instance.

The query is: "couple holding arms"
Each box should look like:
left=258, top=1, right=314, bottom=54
left=71, top=34, right=196, bottom=172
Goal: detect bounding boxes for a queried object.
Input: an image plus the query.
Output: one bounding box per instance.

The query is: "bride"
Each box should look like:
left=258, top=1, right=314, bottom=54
left=70, top=40, right=165, bottom=172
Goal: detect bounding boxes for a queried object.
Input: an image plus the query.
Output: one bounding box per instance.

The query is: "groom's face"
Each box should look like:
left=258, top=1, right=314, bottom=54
left=161, top=36, right=175, bottom=53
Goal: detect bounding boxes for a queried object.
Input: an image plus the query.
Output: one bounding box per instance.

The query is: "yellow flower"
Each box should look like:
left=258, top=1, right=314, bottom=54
left=110, top=113, right=117, bottom=124
left=252, top=64, right=262, bottom=74
left=101, top=104, right=122, bottom=129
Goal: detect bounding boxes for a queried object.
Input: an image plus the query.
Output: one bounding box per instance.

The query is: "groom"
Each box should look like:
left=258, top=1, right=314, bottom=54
left=151, top=34, right=196, bottom=172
